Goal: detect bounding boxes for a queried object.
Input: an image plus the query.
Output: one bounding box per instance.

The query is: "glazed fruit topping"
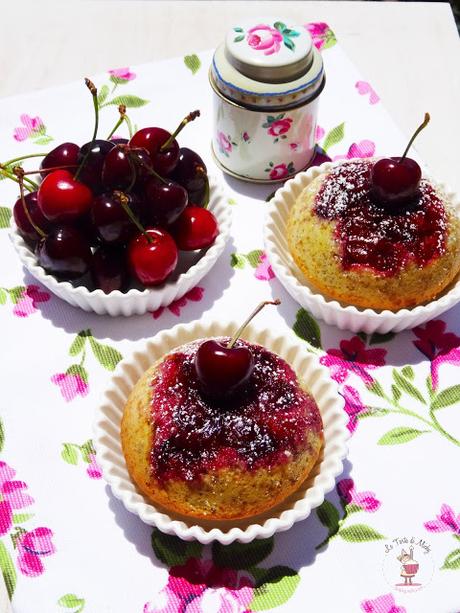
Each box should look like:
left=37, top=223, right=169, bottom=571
left=151, top=340, right=322, bottom=482
left=314, top=160, right=447, bottom=276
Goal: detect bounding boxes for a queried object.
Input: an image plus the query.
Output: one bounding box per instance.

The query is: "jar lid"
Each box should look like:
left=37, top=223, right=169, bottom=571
left=211, top=18, right=324, bottom=109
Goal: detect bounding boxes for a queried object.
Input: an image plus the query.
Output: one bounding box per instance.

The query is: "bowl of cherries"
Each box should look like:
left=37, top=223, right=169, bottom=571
left=9, top=80, right=231, bottom=316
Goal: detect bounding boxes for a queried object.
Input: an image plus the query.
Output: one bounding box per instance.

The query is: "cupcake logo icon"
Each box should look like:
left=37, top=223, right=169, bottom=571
left=382, top=537, right=434, bottom=593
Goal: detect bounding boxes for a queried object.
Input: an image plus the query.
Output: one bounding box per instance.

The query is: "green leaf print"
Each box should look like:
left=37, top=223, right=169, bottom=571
left=184, top=54, right=201, bottom=75
left=97, top=84, right=110, bottom=106
left=250, top=566, right=300, bottom=611
left=274, top=22, right=287, bottom=32
left=0, top=207, right=11, bottom=229
left=12, top=513, right=34, bottom=524
left=442, top=548, right=460, bottom=570
left=391, top=384, right=402, bottom=403
left=0, top=417, right=4, bottom=452
left=58, top=593, right=86, bottom=611
left=339, top=524, right=385, bottom=542
left=66, top=364, right=89, bottom=384
left=0, top=289, right=6, bottom=305
left=212, top=538, right=273, bottom=570
left=317, top=500, right=340, bottom=534
left=234, top=35, right=245, bottom=43
left=392, top=369, right=426, bottom=404
left=31, top=136, right=53, bottom=145
left=245, top=249, right=263, bottom=268
left=293, top=308, right=322, bottom=349
left=69, top=332, right=87, bottom=357
left=7, top=286, right=25, bottom=305
left=426, top=375, right=435, bottom=400
left=61, top=443, right=80, bottom=465
left=0, top=540, right=16, bottom=599
left=431, top=385, right=460, bottom=411
left=88, top=337, right=122, bottom=371
left=230, top=253, right=246, bottom=269
left=107, top=95, right=149, bottom=108
left=323, top=122, right=345, bottom=152
left=369, top=331, right=396, bottom=345
left=378, top=427, right=429, bottom=445
left=151, top=529, right=202, bottom=567
left=401, top=365, right=415, bottom=380
left=79, top=440, right=96, bottom=464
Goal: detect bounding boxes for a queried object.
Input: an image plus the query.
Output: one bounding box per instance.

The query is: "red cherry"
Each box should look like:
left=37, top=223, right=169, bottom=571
left=170, top=206, right=218, bottom=250
left=128, top=228, right=178, bottom=286
left=195, top=339, right=254, bottom=399
left=13, top=191, right=52, bottom=244
left=143, top=177, right=188, bottom=226
left=37, top=170, right=93, bottom=222
left=40, top=142, right=80, bottom=178
left=37, top=225, right=92, bottom=279
left=129, top=127, right=179, bottom=176
left=371, top=157, right=422, bottom=207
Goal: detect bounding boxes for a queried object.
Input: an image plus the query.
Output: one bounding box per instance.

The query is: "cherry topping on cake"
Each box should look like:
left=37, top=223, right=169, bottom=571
left=195, top=299, right=280, bottom=400
left=372, top=113, right=430, bottom=208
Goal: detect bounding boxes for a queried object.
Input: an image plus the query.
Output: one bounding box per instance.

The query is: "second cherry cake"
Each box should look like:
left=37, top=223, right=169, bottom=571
left=121, top=333, right=323, bottom=520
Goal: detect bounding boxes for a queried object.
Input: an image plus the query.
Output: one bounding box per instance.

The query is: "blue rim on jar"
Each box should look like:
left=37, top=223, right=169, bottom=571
left=209, top=18, right=325, bottom=183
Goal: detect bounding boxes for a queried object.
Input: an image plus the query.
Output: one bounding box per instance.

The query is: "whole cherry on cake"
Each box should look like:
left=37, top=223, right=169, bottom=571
left=371, top=113, right=430, bottom=208
left=2, top=78, right=218, bottom=293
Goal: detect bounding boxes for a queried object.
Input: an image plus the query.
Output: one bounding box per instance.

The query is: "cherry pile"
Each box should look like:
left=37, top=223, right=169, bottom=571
left=10, top=80, right=218, bottom=293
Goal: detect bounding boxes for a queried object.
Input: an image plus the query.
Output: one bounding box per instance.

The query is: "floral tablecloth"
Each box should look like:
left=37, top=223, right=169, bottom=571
left=0, top=22, right=459, bottom=613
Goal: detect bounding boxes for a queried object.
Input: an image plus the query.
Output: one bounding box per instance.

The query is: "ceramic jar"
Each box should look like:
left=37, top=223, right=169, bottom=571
left=209, top=18, right=325, bottom=183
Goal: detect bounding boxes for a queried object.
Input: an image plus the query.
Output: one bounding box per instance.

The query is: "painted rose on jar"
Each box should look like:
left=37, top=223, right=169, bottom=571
left=265, top=161, right=295, bottom=181
left=246, top=24, right=283, bottom=55
left=263, top=114, right=293, bottom=143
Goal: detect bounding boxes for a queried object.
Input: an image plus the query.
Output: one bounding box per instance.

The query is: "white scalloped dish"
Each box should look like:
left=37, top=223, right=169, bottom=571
left=10, top=178, right=231, bottom=316
left=264, top=160, right=460, bottom=334
left=93, top=320, right=348, bottom=544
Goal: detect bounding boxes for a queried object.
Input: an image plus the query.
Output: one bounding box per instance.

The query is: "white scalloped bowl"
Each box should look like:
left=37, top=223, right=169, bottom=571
left=93, top=319, right=348, bottom=544
left=10, top=178, right=231, bottom=316
left=264, top=160, right=460, bottom=334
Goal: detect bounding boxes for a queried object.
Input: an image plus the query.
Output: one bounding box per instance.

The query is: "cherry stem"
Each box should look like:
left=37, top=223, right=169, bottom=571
left=14, top=168, right=46, bottom=239
left=200, top=169, right=210, bottom=209
left=227, top=299, right=281, bottom=349
left=3, top=153, right=48, bottom=166
left=21, top=165, right=77, bottom=175
left=106, top=105, right=127, bottom=140
left=125, top=148, right=137, bottom=193
left=74, top=78, right=99, bottom=181
left=133, top=154, right=168, bottom=185
left=160, top=110, right=200, bottom=151
left=114, top=190, right=152, bottom=243
left=0, top=165, right=38, bottom=190
left=400, top=112, right=430, bottom=161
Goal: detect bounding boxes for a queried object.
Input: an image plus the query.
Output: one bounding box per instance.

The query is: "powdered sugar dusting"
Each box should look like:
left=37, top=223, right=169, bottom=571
left=314, top=160, right=448, bottom=276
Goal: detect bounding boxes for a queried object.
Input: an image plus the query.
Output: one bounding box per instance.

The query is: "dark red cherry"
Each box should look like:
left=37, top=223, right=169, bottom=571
left=170, top=206, right=218, bottom=250
left=109, top=137, right=129, bottom=146
left=37, top=170, right=93, bottom=222
left=101, top=145, right=151, bottom=190
left=128, top=228, right=178, bottom=286
left=371, top=157, right=422, bottom=207
left=195, top=339, right=254, bottom=399
left=91, top=192, right=139, bottom=245
left=169, top=148, right=208, bottom=205
left=129, top=127, right=179, bottom=175
left=77, top=139, right=115, bottom=192
left=40, top=142, right=80, bottom=178
left=143, top=178, right=188, bottom=226
left=91, top=245, right=129, bottom=293
left=37, top=226, right=92, bottom=279
left=13, top=191, right=52, bottom=244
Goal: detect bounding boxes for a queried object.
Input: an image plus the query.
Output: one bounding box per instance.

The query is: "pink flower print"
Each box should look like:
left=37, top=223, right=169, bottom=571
left=12, top=285, right=50, bottom=318
left=189, top=584, right=253, bottom=612
left=13, top=114, right=44, bottom=141
left=315, top=125, right=325, bottom=141
left=337, top=479, right=381, bottom=512
left=217, top=131, right=233, bottom=156
left=304, top=22, right=336, bottom=51
left=247, top=24, right=283, bottom=56
left=152, top=286, right=204, bottom=319
left=16, top=527, right=56, bottom=577
left=320, top=336, right=386, bottom=384
left=267, top=118, right=293, bottom=137
left=269, top=164, right=289, bottom=180
left=254, top=252, right=275, bottom=281
left=333, top=140, right=376, bottom=161
left=108, top=67, right=136, bottom=81
left=86, top=454, right=102, bottom=480
left=361, top=593, right=406, bottom=613
left=355, top=81, right=380, bottom=105
left=242, top=131, right=250, bottom=142
left=413, top=320, right=460, bottom=389
left=143, top=586, right=182, bottom=613
left=51, top=373, right=89, bottom=402
left=0, top=461, right=34, bottom=536
left=290, top=143, right=299, bottom=151
left=341, top=385, right=367, bottom=433
left=424, top=503, right=460, bottom=535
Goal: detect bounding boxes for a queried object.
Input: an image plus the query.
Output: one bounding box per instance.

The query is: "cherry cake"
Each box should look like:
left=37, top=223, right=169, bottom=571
left=121, top=339, right=323, bottom=520
left=287, top=159, right=460, bottom=310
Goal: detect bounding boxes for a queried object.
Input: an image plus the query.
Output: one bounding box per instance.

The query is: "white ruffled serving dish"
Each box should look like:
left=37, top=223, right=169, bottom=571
left=93, top=319, right=348, bottom=544
left=10, top=178, right=231, bottom=316
left=264, top=160, right=460, bottom=334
